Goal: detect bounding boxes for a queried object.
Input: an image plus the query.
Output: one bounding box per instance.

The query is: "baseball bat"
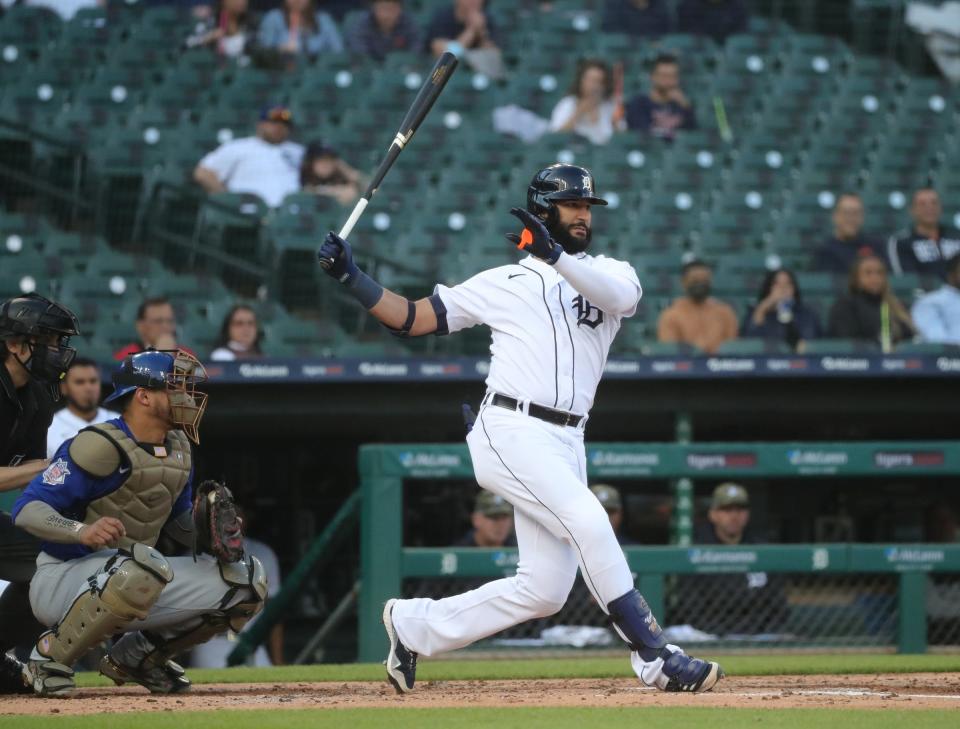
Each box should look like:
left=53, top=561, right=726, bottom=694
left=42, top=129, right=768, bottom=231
left=320, top=51, right=459, bottom=269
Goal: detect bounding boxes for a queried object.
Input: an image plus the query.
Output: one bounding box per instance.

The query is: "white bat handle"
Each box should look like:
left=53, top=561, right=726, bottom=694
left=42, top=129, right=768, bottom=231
left=338, top=197, right=369, bottom=240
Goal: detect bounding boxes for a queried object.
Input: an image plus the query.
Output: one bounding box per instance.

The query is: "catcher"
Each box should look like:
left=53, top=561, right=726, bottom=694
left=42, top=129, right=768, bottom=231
left=10, top=349, right=266, bottom=697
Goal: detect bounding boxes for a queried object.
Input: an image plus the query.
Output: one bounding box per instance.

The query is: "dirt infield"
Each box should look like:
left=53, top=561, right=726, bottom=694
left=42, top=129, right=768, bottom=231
left=2, top=673, right=959, bottom=716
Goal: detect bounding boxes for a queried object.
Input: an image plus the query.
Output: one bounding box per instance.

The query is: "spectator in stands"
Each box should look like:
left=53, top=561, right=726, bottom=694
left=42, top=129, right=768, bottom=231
left=300, top=141, right=362, bottom=206
left=210, top=304, right=265, bottom=361
left=549, top=59, right=620, bottom=146
left=828, top=254, right=915, bottom=350
left=113, top=297, right=193, bottom=361
left=657, top=259, right=738, bottom=354
left=625, top=54, right=697, bottom=142
left=887, top=188, right=960, bottom=278
left=192, top=507, right=284, bottom=666
left=424, top=0, right=504, bottom=78
left=194, top=105, right=304, bottom=208
left=814, top=193, right=886, bottom=273
left=601, top=0, right=671, bottom=37
left=676, top=0, right=748, bottom=43
left=257, top=0, right=343, bottom=58
left=591, top=484, right=637, bottom=546
left=453, top=491, right=516, bottom=548
left=183, top=0, right=251, bottom=58
left=671, top=483, right=788, bottom=636
left=911, top=255, right=960, bottom=345
left=345, top=0, right=421, bottom=62
left=46, top=358, right=118, bottom=458
left=24, top=1, right=102, bottom=21
left=741, top=269, right=822, bottom=352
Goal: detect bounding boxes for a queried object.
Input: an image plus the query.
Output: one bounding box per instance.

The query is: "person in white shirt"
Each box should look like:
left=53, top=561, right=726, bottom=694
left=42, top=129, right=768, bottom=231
left=548, top=59, right=621, bottom=146
left=317, top=163, right=723, bottom=695
left=193, top=106, right=304, bottom=208
left=912, top=254, right=960, bottom=344
left=209, top=304, right=264, bottom=362
left=191, top=535, right=283, bottom=667
left=46, top=358, right=118, bottom=459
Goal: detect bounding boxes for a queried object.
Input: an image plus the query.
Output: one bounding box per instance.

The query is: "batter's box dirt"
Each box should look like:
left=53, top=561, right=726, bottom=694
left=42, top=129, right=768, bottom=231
left=2, top=674, right=959, bottom=716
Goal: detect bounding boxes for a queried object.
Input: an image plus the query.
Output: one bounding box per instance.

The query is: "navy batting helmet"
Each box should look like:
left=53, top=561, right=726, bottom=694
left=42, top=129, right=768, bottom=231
left=105, top=349, right=208, bottom=444
left=526, top=164, right=608, bottom=224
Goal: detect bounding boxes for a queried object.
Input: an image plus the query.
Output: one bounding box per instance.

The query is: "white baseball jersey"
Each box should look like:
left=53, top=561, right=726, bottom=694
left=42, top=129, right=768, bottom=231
left=434, top=253, right=641, bottom=415
left=46, top=407, right=119, bottom=459
left=392, top=248, right=694, bottom=688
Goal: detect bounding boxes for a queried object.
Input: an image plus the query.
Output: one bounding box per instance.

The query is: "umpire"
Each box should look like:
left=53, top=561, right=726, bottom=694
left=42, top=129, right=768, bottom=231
left=0, top=293, right=80, bottom=693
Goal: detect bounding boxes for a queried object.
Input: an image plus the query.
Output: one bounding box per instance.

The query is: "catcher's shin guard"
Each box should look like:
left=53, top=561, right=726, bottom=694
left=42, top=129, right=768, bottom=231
left=27, top=545, right=171, bottom=696
left=102, top=555, right=266, bottom=691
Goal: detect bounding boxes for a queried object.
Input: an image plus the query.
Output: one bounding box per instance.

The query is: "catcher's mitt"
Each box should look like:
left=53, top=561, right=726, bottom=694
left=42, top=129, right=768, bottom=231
left=192, top=480, right=244, bottom=563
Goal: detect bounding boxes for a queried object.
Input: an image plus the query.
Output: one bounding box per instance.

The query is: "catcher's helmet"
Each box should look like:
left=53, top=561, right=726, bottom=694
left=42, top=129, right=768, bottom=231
left=105, top=349, right=208, bottom=444
left=0, top=293, right=80, bottom=394
left=526, top=164, right=608, bottom=224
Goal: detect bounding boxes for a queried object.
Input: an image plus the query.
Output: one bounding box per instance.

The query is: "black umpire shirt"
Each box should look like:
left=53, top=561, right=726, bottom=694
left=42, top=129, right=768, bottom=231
left=886, top=226, right=960, bottom=278
left=0, top=363, right=53, bottom=469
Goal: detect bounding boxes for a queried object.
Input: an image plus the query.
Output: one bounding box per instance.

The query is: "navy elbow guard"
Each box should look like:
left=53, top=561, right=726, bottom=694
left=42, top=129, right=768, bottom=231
left=385, top=300, right=417, bottom=338
left=429, top=293, right=448, bottom=336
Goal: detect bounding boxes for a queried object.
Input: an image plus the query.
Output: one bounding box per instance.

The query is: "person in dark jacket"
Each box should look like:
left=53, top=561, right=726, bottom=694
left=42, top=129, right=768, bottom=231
left=828, top=254, right=915, bottom=350
left=741, top=269, right=822, bottom=351
left=676, top=0, right=748, bottom=43
left=0, top=294, right=79, bottom=694
left=670, top=483, right=788, bottom=636
left=886, top=188, right=960, bottom=278
left=601, top=0, right=671, bottom=37
left=345, top=0, right=421, bottom=62
left=813, top=193, right=886, bottom=273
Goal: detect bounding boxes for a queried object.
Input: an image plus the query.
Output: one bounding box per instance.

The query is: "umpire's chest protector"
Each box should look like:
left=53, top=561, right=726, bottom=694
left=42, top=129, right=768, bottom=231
left=70, top=423, right=192, bottom=546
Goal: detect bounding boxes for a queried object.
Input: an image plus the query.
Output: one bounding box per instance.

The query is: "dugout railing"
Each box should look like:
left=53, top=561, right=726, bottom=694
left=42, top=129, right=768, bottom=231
left=356, top=442, right=960, bottom=662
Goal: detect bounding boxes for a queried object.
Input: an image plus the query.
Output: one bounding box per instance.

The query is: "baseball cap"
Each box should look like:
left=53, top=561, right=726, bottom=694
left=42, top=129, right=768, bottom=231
left=590, top=484, right=622, bottom=511
left=306, top=140, right=339, bottom=159
left=475, top=491, right=512, bottom=517
left=259, top=105, right=293, bottom=125
left=710, top=482, right=750, bottom=509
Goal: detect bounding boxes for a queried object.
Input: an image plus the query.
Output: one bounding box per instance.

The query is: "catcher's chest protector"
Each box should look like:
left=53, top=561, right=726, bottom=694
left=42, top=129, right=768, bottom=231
left=82, top=424, right=192, bottom=546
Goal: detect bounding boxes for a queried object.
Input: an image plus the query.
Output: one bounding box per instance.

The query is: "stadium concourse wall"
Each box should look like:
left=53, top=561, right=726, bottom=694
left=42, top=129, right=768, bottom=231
left=356, top=441, right=960, bottom=662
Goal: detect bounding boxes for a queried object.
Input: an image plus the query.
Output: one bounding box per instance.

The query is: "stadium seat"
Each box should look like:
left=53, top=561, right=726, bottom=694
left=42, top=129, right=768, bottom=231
left=718, top=339, right=793, bottom=356
left=802, top=339, right=880, bottom=354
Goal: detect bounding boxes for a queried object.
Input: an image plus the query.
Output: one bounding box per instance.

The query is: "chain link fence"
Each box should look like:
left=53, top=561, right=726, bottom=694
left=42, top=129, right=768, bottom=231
left=403, top=571, right=960, bottom=653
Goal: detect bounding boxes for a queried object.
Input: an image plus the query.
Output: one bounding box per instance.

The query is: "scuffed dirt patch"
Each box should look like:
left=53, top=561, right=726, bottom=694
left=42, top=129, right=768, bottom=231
left=2, top=673, right=959, bottom=716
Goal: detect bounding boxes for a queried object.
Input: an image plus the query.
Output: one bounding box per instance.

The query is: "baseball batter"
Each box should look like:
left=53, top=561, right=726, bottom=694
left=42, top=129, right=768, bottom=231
left=318, top=163, right=724, bottom=694
left=11, top=350, right=266, bottom=696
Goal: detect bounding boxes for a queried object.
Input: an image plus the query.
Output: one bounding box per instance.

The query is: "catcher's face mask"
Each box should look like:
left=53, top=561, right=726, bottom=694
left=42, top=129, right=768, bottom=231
left=166, top=350, right=208, bottom=445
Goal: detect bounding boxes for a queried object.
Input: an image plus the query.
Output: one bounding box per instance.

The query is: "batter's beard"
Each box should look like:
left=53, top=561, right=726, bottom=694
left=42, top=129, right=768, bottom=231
left=549, top=222, right=592, bottom=254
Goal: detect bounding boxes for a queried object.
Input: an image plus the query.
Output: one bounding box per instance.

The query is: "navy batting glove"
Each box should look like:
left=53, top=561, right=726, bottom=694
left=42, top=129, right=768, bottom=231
left=507, top=208, right=562, bottom=264
left=318, top=231, right=360, bottom=284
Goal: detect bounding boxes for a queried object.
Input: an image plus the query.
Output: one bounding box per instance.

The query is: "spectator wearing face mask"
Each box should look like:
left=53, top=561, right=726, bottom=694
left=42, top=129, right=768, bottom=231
left=657, top=260, right=738, bottom=354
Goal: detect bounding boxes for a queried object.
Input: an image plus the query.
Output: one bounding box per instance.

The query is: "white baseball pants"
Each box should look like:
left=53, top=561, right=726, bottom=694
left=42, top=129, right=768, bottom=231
left=392, top=402, right=634, bottom=656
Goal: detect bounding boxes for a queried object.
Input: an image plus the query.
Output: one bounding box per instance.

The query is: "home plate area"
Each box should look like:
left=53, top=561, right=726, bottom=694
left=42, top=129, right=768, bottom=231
left=1, top=673, right=959, bottom=716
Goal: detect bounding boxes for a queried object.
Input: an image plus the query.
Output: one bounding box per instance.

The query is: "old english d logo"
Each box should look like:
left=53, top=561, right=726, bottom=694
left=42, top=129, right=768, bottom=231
left=572, top=295, right=603, bottom=329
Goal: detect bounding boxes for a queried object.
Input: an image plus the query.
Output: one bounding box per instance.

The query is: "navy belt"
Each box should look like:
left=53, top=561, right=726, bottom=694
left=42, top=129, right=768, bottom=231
left=488, top=393, right=585, bottom=428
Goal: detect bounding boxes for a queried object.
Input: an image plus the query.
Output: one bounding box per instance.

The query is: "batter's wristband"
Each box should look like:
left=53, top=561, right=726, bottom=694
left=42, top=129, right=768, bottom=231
left=346, top=270, right=385, bottom=309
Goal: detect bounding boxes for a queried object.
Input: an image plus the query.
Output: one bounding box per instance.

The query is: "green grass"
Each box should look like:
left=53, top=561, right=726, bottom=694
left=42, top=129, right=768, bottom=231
left=3, top=708, right=958, bottom=729
left=71, top=653, right=960, bottom=687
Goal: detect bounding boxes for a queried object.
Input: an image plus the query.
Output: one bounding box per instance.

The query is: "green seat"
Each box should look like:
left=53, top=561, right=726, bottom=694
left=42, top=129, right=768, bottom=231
left=895, top=342, right=960, bottom=355
left=717, top=339, right=792, bottom=356
left=802, top=338, right=880, bottom=354
left=640, top=341, right=701, bottom=357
